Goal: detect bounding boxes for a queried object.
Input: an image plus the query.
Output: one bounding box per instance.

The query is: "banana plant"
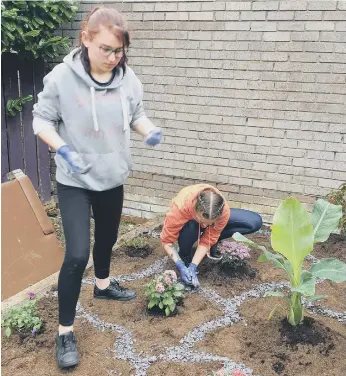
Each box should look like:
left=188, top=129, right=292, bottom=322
left=233, top=197, right=346, bottom=326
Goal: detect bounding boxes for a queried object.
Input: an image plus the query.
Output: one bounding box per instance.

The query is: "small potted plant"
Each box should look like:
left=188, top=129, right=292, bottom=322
left=122, top=236, right=152, bottom=259
left=1, top=292, right=42, bottom=337
left=144, top=270, right=185, bottom=316
left=217, top=240, right=255, bottom=278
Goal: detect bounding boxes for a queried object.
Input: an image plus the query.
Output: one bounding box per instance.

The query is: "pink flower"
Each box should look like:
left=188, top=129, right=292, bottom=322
left=163, top=270, right=177, bottom=285
left=28, top=292, right=36, bottom=299
left=156, top=283, right=165, bottom=293
left=233, top=370, right=246, bottom=376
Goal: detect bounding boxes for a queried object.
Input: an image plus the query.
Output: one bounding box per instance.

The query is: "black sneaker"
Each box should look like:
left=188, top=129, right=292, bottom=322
left=94, top=279, right=136, bottom=301
left=208, top=245, right=223, bottom=261
left=56, top=331, right=79, bottom=369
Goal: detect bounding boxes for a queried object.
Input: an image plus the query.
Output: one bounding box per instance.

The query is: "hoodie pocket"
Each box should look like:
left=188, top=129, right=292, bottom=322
left=71, top=151, right=132, bottom=190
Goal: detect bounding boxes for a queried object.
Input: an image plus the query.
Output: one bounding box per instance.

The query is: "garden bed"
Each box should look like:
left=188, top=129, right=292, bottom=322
left=2, top=222, right=346, bottom=376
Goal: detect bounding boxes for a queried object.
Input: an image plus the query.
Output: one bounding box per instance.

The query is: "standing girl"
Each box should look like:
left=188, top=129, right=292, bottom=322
left=161, top=184, right=262, bottom=287
left=33, top=7, right=162, bottom=369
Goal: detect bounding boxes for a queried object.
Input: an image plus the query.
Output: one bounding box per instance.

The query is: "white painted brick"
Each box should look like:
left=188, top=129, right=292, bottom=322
left=241, top=11, right=266, bottom=20
left=166, top=12, right=189, bottom=21
left=280, top=1, right=308, bottom=10
left=305, top=21, right=335, bottom=30
left=263, top=32, right=291, bottom=41
left=277, top=21, right=305, bottom=31
left=250, top=22, right=277, bottom=31
left=338, top=1, right=346, bottom=10
left=215, top=11, right=239, bottom=20
left=253, top=1, right=279, bottom=10
left=155, top=3, right=177, bottom=12
left=225, top=22, right=251, bottom=30
left=324, top=10, right=346, bottom=20
left=336, top=22, right=346, bottom=31
left=295, top=11, right=323, bottom=20
left=132, top=3, right=154, bottom=12
left=202, top=2, right=226, bottom=11
left=189, top=12, right=214, bottom=21
left=268, top=11, right=294, bottom=20
left=189, top=31, right=212, bottom=40
left=226, top=2, right=251, bottom=11
left=320, top=31, right=346, bottom=42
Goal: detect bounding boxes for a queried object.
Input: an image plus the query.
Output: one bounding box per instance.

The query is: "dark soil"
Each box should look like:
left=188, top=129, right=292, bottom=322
left=313, top=233, right=346, bottom=263
left=124, top=245, right=153, bottom=259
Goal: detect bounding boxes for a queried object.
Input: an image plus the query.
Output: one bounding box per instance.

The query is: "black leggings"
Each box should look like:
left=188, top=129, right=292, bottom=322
left=178, top=208, right=263, bottom=263
left=57, top=182, right=123, bottom=326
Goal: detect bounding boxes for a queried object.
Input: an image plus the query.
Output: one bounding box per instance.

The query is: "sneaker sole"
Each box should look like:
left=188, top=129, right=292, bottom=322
left=93, top=294, right=137, bottom=301
left=58, top=358, right=80, bottom=369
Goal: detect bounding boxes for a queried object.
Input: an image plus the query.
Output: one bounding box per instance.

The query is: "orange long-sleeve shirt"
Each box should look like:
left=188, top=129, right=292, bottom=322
left=160, top=184, right=230, bottom=250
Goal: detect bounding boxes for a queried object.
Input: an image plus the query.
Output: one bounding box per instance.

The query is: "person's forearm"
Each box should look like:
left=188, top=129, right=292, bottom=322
left=133, top=117, right=156, bottom=137
left=192, top=245, right=209, bottom=265
left=37, top=129, right=66, bottom=151
left=163, top=244, right=181, bottom=263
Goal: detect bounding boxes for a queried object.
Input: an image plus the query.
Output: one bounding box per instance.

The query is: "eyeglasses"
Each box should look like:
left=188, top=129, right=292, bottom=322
left=99, top=45, right=124, bottom=58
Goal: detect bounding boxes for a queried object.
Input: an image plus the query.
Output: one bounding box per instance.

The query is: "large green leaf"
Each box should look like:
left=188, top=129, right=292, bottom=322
left=271, top=197, right=314, bottom=283
left=311, top=199, right=342, bottom=243
left=310, top=258, right=346, bottom=283
left=291, top=275, right=316, bottom=296
left=232, top=232, right=267, bottom=253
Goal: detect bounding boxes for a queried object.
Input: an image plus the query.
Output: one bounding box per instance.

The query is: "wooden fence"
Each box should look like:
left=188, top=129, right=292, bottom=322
left=1, top=53, right=51, bottom=202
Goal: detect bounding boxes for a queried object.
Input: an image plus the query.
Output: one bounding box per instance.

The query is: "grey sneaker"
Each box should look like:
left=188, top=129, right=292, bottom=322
left=208, top=245, right=223, bottom=261
left=94, top=280, right=136, bottom=301
left=56, top=331, right=79, bottom=369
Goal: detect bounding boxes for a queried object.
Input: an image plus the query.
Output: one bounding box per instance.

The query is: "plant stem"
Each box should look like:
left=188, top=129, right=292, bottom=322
left=288, top=292, right=304, bottom=326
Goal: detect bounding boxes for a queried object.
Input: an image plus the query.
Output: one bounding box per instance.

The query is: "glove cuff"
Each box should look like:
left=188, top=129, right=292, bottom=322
left=189, top=263, right=198, bottom=272
left=57, top=144, right=72, bottom=156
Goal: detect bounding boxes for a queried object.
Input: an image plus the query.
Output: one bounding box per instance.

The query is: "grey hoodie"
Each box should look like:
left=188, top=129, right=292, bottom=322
left=33, top=48, right=147, bottom=191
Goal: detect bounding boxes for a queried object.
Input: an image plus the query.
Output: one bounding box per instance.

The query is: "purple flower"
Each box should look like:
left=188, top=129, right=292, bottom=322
left=31, top=328, right=38, bottom=336
left=28, top=292, right=36, bottom=299
left=217, top=241, right=251, bottom=260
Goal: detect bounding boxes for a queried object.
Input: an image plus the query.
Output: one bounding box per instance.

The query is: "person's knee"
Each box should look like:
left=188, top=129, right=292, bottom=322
left=183, top=220, right=199, bottom=233
left=252, top=213, right=263, bottom=232
left=63, top=253, right=89, bottom=275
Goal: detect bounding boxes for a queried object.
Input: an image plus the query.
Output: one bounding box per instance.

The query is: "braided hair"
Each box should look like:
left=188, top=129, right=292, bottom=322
left=195, top=189, right=225, bottom=220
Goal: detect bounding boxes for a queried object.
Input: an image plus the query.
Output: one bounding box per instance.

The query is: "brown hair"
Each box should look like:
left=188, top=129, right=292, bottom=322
left=73, top=6, right=130, bottom=73
left=195, top=189, right=225, bottom=220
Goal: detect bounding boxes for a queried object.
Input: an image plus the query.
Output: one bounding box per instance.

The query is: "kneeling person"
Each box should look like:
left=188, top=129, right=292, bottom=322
left=160, top=184, right=262, bottom=288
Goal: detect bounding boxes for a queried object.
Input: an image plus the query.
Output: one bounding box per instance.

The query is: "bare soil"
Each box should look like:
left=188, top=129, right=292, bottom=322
left=2, top=224, right=346, bottom=376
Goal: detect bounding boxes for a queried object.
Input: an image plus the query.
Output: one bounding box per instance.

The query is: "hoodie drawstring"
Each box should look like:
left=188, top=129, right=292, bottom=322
left=120, top=86, right=129, bottom=131
left=90, top=87, right=99, bottom=132
left=89, top=86, right=129, bottom=133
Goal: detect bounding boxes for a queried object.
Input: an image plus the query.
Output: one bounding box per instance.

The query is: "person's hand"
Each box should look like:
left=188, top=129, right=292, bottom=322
left=175, top=260, right=192, bottom=285
left=57, top=145, right=91, bottom=174
left=144, top=128, right=162, bottom=146
left=188, top=263, right=200, bottom=289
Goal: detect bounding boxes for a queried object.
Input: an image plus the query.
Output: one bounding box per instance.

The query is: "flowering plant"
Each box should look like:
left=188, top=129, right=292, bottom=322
left=1, top=292, right=42, bottom=337
left=144, top=270, right=185, bottom=316
left=217, top=241, right=251, bottom=269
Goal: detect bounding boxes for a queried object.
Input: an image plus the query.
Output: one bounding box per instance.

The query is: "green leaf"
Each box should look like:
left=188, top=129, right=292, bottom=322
left=271, top=197, right=314, bottom=284
left=311, top=199, right=343, bottom=243
left=291, top=276, right=316, bottom=297
left=165, top=306, right=170, bottom=316
left=169, top=303, right=176, bottom=312
left=23, top=30, right=40, bottom=38
left=148, top=300, right=157, bottom=309
left=232, top=232, right=267, bottom=253
left=268, top=303, right=286, bottom=320
left=264, top=290, right=285, bottom=298
left=310, top=258, right=346, bottom=283
left=307, top=295, right=327, bottom=302
left=159, top=302, right=164, bottom=309
left=5, top=327, right=11, bottom=337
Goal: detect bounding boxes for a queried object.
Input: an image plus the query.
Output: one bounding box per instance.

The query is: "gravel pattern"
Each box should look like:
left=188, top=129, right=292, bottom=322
left=76, top=228, right=345, bottom=376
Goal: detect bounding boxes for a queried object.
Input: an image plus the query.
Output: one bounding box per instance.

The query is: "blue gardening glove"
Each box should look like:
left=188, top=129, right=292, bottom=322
left=188, top=263, right=200, bottom=289
left=144, top=128, right=162, bottom=146
left=176, top=260, right=193, bottom=285
left=57, top=145, right=91, bottom=174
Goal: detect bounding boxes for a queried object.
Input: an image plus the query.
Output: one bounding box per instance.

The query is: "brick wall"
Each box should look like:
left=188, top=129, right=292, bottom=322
left=53, top=0, right=346, bottom=223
